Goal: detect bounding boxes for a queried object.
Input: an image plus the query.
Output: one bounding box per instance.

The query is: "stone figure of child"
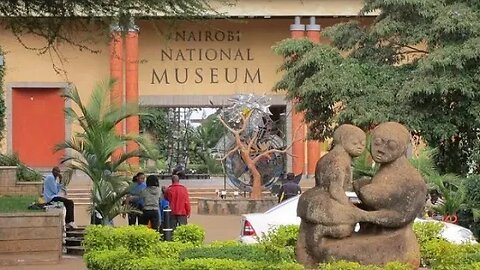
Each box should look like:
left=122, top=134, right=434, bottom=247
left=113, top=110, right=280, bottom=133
left=296, top=124, right=367, bottom=268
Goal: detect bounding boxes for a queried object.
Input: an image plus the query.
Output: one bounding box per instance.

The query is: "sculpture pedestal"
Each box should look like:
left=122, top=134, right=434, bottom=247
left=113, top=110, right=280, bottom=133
left=318, top=225, right=420, bottom=268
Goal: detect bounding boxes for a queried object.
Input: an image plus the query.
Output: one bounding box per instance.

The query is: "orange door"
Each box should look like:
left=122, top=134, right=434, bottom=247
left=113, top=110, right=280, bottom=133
left=12, top=88, right=65, bottom=167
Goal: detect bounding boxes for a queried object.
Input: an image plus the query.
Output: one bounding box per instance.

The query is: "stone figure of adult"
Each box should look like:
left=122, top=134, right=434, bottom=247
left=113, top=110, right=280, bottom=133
left=296, top=124, right=368, bottom=268
left=313, top=122, right=427, bottom=268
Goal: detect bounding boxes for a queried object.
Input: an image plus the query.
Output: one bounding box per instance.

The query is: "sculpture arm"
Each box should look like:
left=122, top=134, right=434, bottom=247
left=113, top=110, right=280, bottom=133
left=329, top=171, right=349, bottom=205
left=360, top=209, right=413, bottom=228
left=353, top=177, right=371, bottom=194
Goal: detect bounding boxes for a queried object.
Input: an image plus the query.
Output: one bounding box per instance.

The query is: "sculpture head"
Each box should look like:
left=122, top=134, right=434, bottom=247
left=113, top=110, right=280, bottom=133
left=371, top=122, right=410, bottom=164
left=333, top=124, right=366, bottom=157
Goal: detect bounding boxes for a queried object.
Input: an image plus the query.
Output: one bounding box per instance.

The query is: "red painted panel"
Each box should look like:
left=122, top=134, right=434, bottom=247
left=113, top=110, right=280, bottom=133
left=12, top=88, right=65, bottom=167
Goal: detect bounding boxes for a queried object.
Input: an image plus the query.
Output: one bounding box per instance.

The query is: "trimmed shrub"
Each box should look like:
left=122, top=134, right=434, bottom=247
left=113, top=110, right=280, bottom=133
left=318, top=261, right=413, bottom=270
left=179, top=258, right=303, bottom=270
left=206, top=240, right=240, bottom=247
left=152, top=241, right=195, bottom=260
left=257, top=224, right=299, bottom=248
left=125, top=257, right=178, bottom=270
left=179, top=243, right=294, bottom=263
left=173, top=224, right=205, bottom=246
left=421, top=239, right=480, bottom=270
left=84, top=248, right=135, bottom=270
left=83, top=225, right=160, bottom=253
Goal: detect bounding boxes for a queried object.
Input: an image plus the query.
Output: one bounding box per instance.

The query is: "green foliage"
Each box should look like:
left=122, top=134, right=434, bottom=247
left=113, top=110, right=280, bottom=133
left=188, top=112, right=225, bottom=174
left=83, top=225, right=160, bottom=254
left=413, top=221, right=480, bottom=270
left=318, top=261, right=413, bottom=270
left=140, top=107, right=169, bottom=159
left=273, top=0, right=480, bottom=175
left=178, top=258, right=303, bottom=270
left=413, top=221, right=445, bottom=246
left=256, top=224, right=299, bottom=248
left=465, top=175, right=480, bottom=221
left=172, top=224, right=205, bottom=246
left=151, top=241, right=194, bottom=260
left=0, top=153, right=43, bottom=182
left=179, top=243, right=294, bottom=263
left=84, top=248, right=136, bottom=270
left=85, top=250, right=303, bottom=270
left=57, top=80, right=158, bottom=223
left=421, top=239, right=480, bottom=270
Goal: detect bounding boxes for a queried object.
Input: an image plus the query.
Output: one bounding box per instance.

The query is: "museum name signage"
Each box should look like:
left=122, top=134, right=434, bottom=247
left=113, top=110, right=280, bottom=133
left=151, top=30, right=263, bottom=85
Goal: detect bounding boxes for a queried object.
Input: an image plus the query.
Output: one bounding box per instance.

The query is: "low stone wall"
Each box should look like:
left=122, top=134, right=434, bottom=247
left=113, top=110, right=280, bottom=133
left=0, top=166, right=42, bottom=196
left=0, top=212, right=63, bottom=266
left=197, top=197, right=277, bottom=215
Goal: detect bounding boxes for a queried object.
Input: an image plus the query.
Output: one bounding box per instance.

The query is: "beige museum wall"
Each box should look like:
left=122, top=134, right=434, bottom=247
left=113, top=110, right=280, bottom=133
left=0, top=17, right=369, bottom=153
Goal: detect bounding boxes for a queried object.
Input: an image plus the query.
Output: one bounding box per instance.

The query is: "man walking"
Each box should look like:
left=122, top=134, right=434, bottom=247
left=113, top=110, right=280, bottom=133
left=43, top=166, right=77, bottom=229
left=278, top=173, right=302, bottom=203
left=165, top=175, right=191, bottom=229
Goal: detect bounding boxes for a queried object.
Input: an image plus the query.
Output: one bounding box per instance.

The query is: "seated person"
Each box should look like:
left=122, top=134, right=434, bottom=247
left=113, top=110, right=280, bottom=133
left=43, top=166, right=77, bottom=229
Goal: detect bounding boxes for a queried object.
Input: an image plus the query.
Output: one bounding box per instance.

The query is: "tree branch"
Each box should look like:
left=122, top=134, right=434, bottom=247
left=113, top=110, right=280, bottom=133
left=247, top=131, right=259, bottom=151
left=218, top=145, right=240, bottom=161
left=217, top=115, right=238, bottom=135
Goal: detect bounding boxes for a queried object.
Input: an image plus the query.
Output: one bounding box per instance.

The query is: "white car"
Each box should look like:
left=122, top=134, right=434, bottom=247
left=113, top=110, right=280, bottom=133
left=239, top=193, right=478, bottom=245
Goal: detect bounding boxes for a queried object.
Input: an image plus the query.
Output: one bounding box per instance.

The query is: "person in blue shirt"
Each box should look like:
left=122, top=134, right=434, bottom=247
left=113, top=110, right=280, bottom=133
left=126, top=172, right=146, bottom=225
left=43, top=166, right=77, bottom=229
left=159, top=186, right=170, bottom=228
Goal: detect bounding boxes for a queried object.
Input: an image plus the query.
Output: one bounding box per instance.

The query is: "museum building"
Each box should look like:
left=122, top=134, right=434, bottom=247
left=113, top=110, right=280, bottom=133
left=0, top=0, right=372, bottom=175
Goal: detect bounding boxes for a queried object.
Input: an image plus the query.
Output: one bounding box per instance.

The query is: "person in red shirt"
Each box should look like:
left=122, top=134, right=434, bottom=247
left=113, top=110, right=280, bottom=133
left=165, top=174, right=191, bottom=228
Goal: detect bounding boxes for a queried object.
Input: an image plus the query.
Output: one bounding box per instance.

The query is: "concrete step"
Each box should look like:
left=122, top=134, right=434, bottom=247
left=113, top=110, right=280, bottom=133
left=65, top=237, right=83, bottom=247
left=65, top=246, right=84, bottom=256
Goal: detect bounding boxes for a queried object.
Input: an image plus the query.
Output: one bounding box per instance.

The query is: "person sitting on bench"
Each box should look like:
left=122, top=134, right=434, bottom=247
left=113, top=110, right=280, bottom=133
left=43, top=166, right=77, bottom=230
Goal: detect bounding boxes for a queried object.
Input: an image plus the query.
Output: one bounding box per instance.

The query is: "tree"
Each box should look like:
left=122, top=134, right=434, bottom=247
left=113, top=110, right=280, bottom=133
left=273, top=0, right=480, bottom=175
left=218, top=110, right=295, bottom=199
left=140, top=106, right=169, bottom=158
left=188, top=111, right=225, bottom=173
left=0, top=0, right=213, bottom=53
left=56, top=79, right=157, bottom=224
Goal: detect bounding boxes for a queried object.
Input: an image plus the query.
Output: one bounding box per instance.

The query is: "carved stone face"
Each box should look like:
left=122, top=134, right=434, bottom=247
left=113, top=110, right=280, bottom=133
left=344, top=133, right=366, bottom=157
left=371, top=123, right=409, bottom=163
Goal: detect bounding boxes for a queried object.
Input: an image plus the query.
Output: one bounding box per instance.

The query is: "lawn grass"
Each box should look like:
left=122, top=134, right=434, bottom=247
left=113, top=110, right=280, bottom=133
left=0, top=195, right=42, bottom=213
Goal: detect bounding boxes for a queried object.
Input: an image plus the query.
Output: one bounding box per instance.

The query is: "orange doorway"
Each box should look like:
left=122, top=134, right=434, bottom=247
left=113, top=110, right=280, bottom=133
left=12, top=88, right=65, bottom=167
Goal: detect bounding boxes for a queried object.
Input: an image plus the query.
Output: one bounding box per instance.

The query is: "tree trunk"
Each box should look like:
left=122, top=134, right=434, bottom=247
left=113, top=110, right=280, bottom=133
left=241, top=150, right=262, bottom=199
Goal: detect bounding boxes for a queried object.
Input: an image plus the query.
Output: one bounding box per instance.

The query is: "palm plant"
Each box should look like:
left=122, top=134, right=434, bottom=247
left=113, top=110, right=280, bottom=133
left=55, top=80, right=157, bottom=225
left=409, top=148, right=466, bottom=218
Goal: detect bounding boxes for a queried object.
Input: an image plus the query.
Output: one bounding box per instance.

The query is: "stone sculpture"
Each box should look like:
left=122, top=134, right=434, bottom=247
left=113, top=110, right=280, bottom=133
left=296, top=122, right=427, bottom=269
left=296, top=124, right=368, bottom=268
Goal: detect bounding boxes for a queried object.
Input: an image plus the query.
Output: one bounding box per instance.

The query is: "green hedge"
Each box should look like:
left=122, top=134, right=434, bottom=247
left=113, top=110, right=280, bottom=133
left=179, top=243, right=294, bottom=263
left=85, top=249, right=302, bottom=270
left=83, top=223, right=480, bottom=270
left=83, top=225, right=161, bottom=253
left=318, top=261, right=413, bottom=270
left=173, top=224, right=205, bottom=246
left=257, top=224, right=299, bottom=248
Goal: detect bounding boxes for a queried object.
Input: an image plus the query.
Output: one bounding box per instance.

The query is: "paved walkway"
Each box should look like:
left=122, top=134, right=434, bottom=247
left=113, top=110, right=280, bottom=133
left=68, top=173, right=315, bottom=189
